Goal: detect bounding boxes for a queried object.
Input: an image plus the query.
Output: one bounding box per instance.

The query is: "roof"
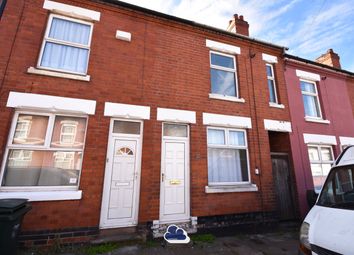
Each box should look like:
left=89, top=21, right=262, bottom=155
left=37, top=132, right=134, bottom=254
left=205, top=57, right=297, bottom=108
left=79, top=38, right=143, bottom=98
left=97, top=0, right=288, bottom=51
left=284, top=53, right=354, bottom=77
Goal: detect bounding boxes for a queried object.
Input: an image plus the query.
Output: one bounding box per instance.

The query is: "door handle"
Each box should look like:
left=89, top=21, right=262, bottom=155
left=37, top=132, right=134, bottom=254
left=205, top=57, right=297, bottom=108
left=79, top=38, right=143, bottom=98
left=161, top=173, right=164, bottom=182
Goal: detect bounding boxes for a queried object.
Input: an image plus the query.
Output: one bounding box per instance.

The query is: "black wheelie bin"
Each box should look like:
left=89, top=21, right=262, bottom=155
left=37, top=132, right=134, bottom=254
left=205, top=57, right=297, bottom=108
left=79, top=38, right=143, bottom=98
left=0, top=199, right=32, bottom=255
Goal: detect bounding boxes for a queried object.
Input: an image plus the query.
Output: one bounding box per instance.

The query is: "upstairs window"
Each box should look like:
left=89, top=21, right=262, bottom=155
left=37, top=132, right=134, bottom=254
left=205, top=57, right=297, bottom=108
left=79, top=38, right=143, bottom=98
left=38, top=14, right=93, bottom=75
left=266, top=64, right=278, bottom=103
left=210, top=51, right=238, bottom=97
left=301, top=80, right=322, bottom=118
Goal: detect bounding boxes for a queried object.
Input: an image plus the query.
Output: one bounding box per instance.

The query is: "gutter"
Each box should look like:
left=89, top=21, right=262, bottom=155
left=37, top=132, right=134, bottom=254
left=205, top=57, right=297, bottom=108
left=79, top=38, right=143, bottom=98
left=96, top=0, right=288, bottom=51
left=284, top=54, right=354, bottom=77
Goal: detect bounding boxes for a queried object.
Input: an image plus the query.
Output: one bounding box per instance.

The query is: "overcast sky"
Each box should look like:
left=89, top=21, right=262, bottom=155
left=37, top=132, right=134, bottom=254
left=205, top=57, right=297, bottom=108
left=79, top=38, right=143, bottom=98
left=120, top=0, right=354, bottom=72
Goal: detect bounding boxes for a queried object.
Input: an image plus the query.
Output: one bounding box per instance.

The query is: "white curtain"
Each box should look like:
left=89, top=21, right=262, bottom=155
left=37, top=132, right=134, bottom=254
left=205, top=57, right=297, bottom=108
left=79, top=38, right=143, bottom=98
left=41, top=18, right=90, bottom=73
left=208, top=148, right=242, bottom=183
left=303, top=95, right=319, bottom=117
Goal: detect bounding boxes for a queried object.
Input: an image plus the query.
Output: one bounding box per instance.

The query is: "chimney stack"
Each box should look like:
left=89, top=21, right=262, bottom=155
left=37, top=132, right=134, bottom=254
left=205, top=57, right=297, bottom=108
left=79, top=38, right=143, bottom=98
left=315, top=49, right=341, bottom=69
left=227, top=14, right=249, bottom=36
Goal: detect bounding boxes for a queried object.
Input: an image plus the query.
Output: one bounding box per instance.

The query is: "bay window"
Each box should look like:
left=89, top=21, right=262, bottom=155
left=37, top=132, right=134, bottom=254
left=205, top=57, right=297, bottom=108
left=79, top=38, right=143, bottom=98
left=207, top=127, right=249, bottom=185
left=0, top=112, right=87, bottom=189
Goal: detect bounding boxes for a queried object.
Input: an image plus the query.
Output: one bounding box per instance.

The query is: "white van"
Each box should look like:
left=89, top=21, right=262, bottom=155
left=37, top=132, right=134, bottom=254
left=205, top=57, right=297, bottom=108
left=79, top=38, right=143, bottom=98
left=299, top=145, right=354, bottom=255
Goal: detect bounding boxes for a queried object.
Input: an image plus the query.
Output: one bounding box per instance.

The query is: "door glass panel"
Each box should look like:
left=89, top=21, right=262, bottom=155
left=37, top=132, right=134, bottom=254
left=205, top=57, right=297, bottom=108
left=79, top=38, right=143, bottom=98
left=113, top=121, right=140, bottom=134
left=13, top=114, right=49, bottom=145
left=163, top=124, right=187, bottom=137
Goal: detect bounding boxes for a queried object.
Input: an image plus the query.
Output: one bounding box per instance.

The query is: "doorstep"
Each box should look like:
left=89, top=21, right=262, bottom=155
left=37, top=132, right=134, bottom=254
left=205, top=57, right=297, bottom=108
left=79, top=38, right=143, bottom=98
left=91, top=226, right=147, bottom=244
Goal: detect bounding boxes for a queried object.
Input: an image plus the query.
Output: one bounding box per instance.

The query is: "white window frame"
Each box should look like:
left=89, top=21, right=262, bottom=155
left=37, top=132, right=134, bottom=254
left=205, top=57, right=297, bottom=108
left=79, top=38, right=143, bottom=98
left=37, top=13, right=93, bottom=75
left=209, top=51, right=239, bottom=98
left=8, top=150, right=33, bottom=167
left=60, top=121, right=78, bottom=145
left=207, top=127, right=250, bottom=186
left=307, top=144, right=334, bottom=192
left=300, top=79, right=323, bottom=119
left=266, top=63, right=278, bottom=104
left=14, top=119, right=31, bottom=140
left=54, top=151, right=75, bottom=169
left=0, top=111, right=88, bottom=192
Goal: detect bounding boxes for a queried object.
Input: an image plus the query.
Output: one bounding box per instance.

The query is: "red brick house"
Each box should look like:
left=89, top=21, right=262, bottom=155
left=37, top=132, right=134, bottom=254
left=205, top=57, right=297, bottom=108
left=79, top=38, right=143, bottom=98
left=0, top=0, right=296, bottom=245
left=284, top=51, right=354, bottom=217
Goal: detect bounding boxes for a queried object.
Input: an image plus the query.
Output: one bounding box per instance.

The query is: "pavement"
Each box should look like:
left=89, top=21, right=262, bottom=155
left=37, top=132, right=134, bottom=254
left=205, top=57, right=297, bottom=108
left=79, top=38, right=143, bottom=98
left=20, top=227, right=300, bottom=255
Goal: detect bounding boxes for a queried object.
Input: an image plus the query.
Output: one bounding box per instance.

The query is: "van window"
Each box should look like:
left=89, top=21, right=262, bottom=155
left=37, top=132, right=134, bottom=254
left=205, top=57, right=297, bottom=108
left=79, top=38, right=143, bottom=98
left=318, top=165, right=354, bottom=210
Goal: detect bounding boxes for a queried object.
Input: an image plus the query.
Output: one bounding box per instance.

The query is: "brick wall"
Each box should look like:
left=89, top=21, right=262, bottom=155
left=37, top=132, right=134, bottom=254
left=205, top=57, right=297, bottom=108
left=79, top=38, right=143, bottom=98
left=0, top=0, right=291, bottom=233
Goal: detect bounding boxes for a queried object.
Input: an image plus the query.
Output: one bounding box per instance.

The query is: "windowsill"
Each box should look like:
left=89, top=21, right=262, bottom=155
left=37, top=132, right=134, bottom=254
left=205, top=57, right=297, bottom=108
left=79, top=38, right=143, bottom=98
left=305, top=117, right=330, bottom=124
left=205, top=184, right=258, bottom=193
left=27, top=67, right=90, bottom=82
left=209, top=93, right=245, bottom=103
left=269, top=102, right=285, bottom=109
left=0, top=190, right=82, bottom=201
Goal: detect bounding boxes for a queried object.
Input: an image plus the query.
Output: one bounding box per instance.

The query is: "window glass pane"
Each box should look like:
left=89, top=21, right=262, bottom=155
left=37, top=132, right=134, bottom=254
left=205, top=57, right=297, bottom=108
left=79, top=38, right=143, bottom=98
left=113, top=121, right=140, bottom=134
left=301, top=81, right=316, bottom=93
left=210, top=69, right=236, bottom=96
left=266, top=65, right=273, bottom=77
left=208, top=148, right=248, bottom=183
left=51, top=116, right=87, bottom=149
left=49, top=18, right=91, bottom=45
left=41, top=42, right=89, bottom=73
left=210, top=53, right=234, bottom=69
left=268, top=79, right=277, bottom=103
left=208, top=129, right=225, bottom=145
left=229, top=131, right=245, bottom=146
left=163, top=124, right=187, bottom=137
left=321, top=147, right=333, bottom=161
left=311, top=163, right=325, bottom=193
left=303, top=94, right=320, bottom=117
left=13, top=114, right=48, bottom=145
left=2, top=150, right=82, bottom=186
left=308, top=147, right=320, bottom=161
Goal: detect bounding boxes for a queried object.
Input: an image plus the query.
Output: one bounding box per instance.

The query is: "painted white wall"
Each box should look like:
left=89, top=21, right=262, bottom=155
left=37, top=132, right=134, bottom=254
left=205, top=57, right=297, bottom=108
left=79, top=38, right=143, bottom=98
left=206, top=39, right=241, bottom=55
left=303, top=133, right=337, bottom=145
left=7, top=91, right=96, bottom=115
left=262, top=53, right=278, bottom=63
left=203, top=113, right=252, bottom=129
left=296, top=69, right=321, bottom=81
left=43, top=0, right=101, bottom=21
left=104, top=102, right=150, bottom=120
left=157, top=108, right=196, bottom=124
left=264, top=119, right=292, bottom=132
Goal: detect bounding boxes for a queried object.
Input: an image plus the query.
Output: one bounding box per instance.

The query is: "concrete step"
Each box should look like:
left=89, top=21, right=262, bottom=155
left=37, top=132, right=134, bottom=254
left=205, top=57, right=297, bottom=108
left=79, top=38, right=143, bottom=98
left=90, top=227, right=146, bottom=244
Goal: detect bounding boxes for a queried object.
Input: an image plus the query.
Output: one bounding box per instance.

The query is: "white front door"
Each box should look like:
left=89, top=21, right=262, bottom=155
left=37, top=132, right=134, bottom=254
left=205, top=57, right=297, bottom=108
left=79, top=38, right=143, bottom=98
left=100, top=120, right=142, bottom=229
left=160, top=124, right=190, bottom=223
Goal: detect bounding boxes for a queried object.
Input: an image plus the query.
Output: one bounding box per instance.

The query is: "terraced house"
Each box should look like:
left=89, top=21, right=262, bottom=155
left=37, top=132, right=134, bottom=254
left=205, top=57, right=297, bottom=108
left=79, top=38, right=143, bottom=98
left=3, top=0, right=350, bottom=245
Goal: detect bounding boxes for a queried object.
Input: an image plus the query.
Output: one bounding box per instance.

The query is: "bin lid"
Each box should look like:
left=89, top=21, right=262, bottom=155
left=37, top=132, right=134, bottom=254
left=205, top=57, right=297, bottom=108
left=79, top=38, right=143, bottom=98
left=0, top=199, right=28, bottom=214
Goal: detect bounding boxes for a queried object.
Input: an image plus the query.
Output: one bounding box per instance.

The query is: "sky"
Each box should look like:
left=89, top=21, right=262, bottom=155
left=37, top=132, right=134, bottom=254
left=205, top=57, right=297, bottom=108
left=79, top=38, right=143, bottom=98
left=119, top=0, right=354, bottom=72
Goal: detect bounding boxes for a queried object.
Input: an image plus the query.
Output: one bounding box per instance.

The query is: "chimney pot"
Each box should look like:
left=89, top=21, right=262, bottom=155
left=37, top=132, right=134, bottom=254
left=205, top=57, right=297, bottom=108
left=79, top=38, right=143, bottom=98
left=227, top=13, right=249, bottom=36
